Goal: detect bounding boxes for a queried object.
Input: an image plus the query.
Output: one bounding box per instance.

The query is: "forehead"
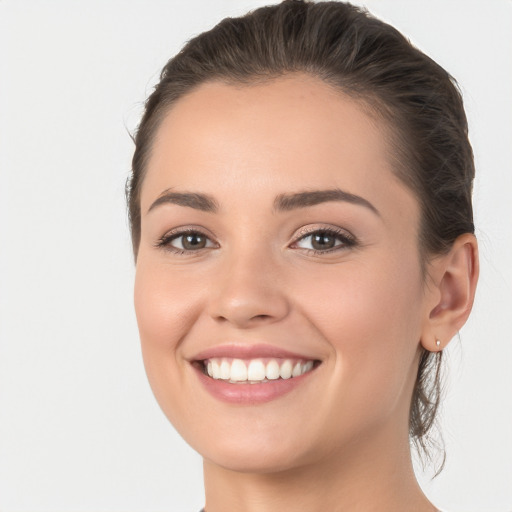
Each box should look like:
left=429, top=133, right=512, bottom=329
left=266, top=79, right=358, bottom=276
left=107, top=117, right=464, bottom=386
left=141, top=73, right=418, bottom=224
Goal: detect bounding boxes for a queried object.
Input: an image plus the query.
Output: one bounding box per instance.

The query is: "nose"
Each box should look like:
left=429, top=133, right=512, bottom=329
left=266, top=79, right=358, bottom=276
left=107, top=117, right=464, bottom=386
left=207, top=248, right=290, bottom=329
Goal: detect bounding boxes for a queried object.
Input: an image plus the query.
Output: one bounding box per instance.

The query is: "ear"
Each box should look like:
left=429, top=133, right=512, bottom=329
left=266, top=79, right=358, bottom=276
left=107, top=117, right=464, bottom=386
left=420, top=233, right=479, bottom=352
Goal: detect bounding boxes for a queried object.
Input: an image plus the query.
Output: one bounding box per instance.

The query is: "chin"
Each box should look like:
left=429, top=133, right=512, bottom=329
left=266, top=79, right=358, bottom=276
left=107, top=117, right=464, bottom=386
left=188, top=421, right=323, bottom=475
left=202, top=444, right=306, bottom=474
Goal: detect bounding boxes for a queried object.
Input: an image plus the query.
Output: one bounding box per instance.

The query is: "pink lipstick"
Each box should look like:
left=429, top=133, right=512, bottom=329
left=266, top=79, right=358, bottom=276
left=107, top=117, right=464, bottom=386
left=190, top=344, right=321, bottom=404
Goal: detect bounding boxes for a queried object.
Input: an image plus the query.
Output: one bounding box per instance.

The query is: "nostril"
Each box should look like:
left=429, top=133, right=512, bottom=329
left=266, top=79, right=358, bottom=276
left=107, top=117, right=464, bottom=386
left=209, top=290, right=290, bottom=328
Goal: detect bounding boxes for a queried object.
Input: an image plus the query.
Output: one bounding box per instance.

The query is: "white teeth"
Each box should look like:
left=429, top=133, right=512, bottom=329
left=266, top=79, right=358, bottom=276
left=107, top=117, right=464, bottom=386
left=266, top=360, right=280, bottom=380
left=204, top=357, right=317, bottom=383
left=220, top=360, right=231, bottom=380
left=247, top=360, right=266, bottom=381
left=292, top=362, right=302, bottom=377
left=230, top=359, right=247, bottom=381
left=280, top=360, right=293, bottom=379
left=211, top=359, right=220, bottom=379
left=302, top=360, right=314, bottom=374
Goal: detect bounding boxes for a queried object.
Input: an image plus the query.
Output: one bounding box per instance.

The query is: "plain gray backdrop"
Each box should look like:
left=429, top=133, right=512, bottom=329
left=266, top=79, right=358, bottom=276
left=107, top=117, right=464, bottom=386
left=1, top=1, right=511, bottom=511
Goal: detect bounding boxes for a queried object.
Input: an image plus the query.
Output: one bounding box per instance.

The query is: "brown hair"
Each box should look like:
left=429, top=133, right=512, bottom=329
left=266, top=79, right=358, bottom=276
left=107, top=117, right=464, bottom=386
left=127, top=0, right=475, bottom=470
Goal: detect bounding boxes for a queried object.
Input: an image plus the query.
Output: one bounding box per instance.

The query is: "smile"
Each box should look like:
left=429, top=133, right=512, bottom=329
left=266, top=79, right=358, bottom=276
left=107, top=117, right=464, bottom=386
left=191, top=351, right=321, bottom=404
left=190, top=344, right=322, bottom=403
left=202, top=357, right=317, bottom=383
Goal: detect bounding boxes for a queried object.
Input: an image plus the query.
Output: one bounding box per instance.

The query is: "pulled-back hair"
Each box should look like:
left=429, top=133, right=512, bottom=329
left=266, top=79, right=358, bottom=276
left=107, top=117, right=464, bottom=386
left=127, top=0, right=475, bottom=470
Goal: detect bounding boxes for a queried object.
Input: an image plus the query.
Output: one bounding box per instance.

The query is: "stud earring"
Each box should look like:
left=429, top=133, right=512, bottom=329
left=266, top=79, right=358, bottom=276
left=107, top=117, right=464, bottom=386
left=436, top=340, right=441, bottom=348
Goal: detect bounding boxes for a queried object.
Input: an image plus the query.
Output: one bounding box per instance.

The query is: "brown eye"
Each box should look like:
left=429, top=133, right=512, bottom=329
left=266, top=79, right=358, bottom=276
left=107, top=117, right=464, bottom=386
left=311, top=232, right=336, bottom=250
left=157, top=229, right=216, bottom=253
left=180, top=233, right=207, bottom=250
left=294, top=228, right=356, bottom=253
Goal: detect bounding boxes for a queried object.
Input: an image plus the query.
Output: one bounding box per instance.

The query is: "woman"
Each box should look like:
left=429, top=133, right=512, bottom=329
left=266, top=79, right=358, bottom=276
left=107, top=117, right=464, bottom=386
left=127, top=1, right=478, bottom=510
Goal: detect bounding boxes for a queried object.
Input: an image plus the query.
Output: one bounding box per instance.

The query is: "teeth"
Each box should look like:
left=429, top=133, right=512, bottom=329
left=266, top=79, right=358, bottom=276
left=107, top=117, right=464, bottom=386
left=280, top=360, right=293, bottom=379
left=203, top=357, right=317, bottom=383
left=220, top=360, right=231, bottom=380
left=303, top=360, right=314, bottom=374
left=211, top=359, right=220, bottom=379
left=230, top=359, right=247, bottom=381
left=247, top=360, right=266, bottom=380
left=266, top=360, right=280, bottom=380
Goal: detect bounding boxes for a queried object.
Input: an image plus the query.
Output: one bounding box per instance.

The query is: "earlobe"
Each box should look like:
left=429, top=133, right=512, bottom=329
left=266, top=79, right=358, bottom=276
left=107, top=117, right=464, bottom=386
left=421, top=233, right=479, bottom=352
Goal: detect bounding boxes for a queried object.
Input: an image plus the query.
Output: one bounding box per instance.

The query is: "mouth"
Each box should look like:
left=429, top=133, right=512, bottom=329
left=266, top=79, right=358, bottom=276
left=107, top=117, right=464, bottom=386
left=193, top=357, right=322, bottom=384
left=189, top=344, right=323, bottom=403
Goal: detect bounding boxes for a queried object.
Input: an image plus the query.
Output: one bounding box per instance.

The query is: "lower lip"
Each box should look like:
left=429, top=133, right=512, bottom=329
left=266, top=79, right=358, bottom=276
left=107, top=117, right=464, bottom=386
left=192, top=364, right=318, bottom=404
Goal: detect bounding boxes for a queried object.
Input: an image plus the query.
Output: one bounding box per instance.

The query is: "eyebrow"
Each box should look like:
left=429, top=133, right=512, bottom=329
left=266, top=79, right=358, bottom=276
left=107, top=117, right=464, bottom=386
left=148, top=190, right=219, bottom=214
left=273, top=188, right=380, bottom=216
left=147, top=187, right=379, bottom=216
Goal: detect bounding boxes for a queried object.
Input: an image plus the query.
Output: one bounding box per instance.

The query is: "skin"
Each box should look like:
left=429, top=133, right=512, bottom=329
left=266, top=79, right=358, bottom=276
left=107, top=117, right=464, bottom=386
left=134, top=73, right=478, bottom=512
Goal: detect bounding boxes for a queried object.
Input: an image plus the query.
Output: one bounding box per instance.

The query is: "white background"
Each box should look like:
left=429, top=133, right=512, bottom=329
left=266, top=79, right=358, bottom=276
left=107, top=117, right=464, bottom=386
left=1, top=1, right=511, bottom=511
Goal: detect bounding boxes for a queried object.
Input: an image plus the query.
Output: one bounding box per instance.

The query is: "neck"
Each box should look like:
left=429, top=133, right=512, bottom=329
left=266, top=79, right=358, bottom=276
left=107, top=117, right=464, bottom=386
left=202, top=423, right=436, bottom=512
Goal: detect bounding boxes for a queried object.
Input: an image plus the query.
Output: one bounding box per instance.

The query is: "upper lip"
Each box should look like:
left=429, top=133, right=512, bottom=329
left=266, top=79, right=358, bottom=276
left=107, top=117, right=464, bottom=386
left=191, top=343, right=320, bottom=361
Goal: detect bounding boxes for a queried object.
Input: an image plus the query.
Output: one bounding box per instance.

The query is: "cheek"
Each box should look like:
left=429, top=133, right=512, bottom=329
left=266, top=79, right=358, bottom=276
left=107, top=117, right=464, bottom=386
left=133, top=259, right=202, bottom=417
left=134, top=259, right=201, bottom=350
left=293, top=256, right=424, bottom=426
left=134, top=268, right=173, bottom=354
left=297, top=254, right=423, bottom=343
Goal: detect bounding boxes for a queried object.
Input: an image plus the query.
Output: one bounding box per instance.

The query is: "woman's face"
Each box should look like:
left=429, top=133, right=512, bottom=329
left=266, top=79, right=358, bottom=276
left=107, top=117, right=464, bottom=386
left=134, top=74, right=433, bottom=472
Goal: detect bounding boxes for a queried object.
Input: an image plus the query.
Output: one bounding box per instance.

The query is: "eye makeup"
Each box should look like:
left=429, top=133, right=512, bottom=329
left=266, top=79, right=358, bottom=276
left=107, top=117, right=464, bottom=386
left=154, top=224, right=358, bottom=256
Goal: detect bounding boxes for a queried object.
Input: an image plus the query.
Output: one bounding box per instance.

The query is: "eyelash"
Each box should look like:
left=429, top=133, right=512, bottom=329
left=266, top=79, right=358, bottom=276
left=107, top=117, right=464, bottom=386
left=155, top=228, right=215, bottom=256
left=292, top=226, right=357, bottom=254
left=155, top=226, right=357, bottom=256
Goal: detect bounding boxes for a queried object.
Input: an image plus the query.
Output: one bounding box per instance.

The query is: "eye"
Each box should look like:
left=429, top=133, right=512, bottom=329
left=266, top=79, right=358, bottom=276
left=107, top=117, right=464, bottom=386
left=156, top=228, right=216, bottom=254
left=292, top=227, right=356, bottom=254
